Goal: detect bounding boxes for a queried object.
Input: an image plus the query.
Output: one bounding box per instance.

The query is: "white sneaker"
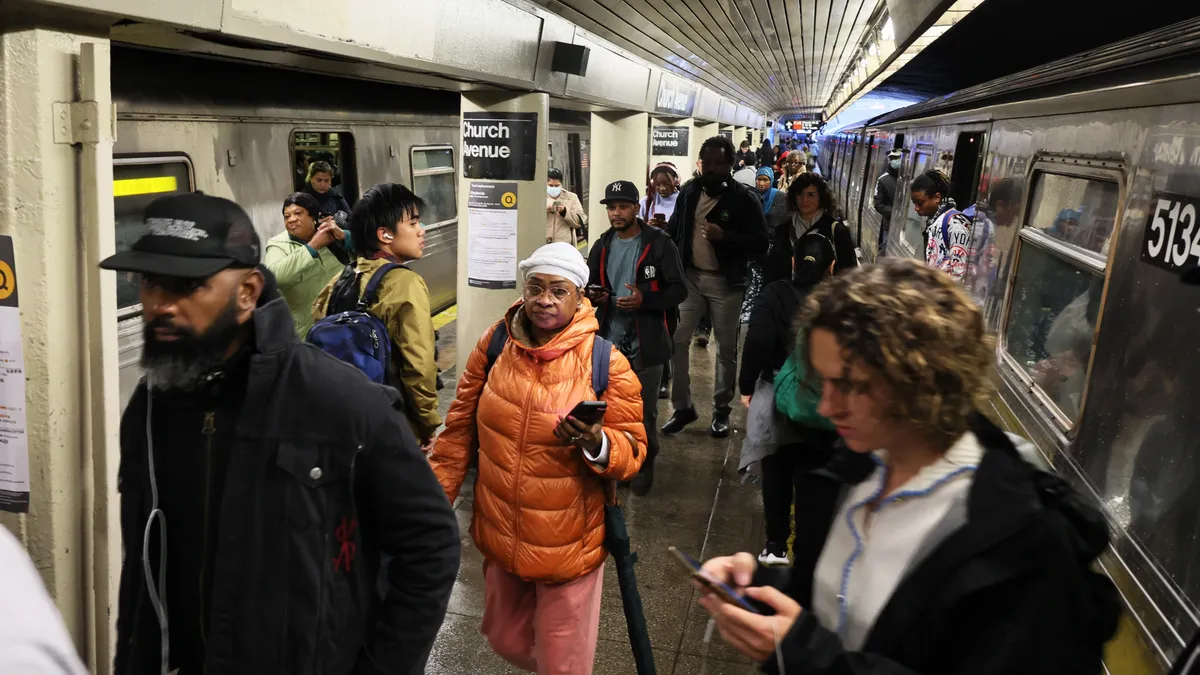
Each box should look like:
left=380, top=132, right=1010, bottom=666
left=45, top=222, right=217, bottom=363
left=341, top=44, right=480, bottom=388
left=758, top=544, right=789, bottom=566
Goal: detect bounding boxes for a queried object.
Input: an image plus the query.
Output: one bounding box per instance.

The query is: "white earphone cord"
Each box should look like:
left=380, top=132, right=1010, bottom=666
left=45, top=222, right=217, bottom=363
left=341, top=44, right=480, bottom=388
left=142, top=377, right=171, bottom=674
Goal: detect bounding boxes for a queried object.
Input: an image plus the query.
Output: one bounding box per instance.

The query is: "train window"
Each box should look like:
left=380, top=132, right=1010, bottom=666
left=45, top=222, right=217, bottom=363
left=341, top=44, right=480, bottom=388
left=900, top=148, right=935, bottom=255
left=291, top=131, right=359, bottom=204
left=113, top=156, right=195, bottom=313
left=410, top=145, right=457, bottom=228
left=1025, top=173, right=1119, bottom=256
left=1001, top=169, right=1120, bottom=428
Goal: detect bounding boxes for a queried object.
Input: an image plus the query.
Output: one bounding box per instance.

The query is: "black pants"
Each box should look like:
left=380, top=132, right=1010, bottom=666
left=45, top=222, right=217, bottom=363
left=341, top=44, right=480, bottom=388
left=762, top=438, right=838, bottom=544
left=635, top=365, right=664, bottom=464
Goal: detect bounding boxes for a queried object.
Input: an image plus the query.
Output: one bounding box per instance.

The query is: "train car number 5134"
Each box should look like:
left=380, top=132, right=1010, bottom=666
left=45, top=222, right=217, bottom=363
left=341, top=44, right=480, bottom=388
left=1141, top=192, right=1200, bottom=271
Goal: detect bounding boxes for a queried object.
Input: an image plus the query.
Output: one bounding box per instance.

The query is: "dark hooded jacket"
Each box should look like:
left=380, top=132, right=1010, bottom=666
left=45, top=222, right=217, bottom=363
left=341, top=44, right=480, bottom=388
left=666, top=176, right=769, bottom=288
left=302, top=185, right=353, bottom=225
left=114, top=271, right=459, bottom=675
left=752, top=414, right=1120, bottom=675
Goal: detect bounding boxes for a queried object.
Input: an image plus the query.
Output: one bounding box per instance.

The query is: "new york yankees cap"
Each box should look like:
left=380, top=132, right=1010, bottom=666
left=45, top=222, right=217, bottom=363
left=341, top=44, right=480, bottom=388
left=100, top=192, right=261, bottom=279
left=600, top=180, right=640, bottom=205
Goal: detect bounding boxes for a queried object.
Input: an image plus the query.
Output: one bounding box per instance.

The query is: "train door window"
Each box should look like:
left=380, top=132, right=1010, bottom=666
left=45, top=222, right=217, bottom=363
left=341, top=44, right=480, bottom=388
left=894, top=133, right=905, bottom=151
left=949, top=131, right=986, bottom=208
left=410, top=145, right=457, bottom=228
left=291, top=131, right=359, bottom=204
left=1000, top=167, right=1120, bottom=428
left=113, top=156, right=195, bottom=312
left=900, top=147, right=935, bottom=255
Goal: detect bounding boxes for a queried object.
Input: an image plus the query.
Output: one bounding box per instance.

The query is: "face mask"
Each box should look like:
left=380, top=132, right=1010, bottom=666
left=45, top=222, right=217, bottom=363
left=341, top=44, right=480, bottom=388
left=546, top=185, right=562, bottom=198
left=889, top=159, right=901, bottom=170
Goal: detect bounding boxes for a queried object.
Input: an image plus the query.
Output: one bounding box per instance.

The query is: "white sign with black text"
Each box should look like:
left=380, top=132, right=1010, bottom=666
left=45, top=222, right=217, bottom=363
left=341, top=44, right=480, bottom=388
left=1141, top=192, right=1200, bottom=272
left=0, top=235, right=27, bottom=513
left=467, top=182, right=519, bottom=290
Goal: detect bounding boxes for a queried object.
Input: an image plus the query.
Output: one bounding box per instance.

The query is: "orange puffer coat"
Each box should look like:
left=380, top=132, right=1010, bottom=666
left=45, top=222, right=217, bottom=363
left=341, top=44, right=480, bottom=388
left=430, top=300, right=647, bottom=583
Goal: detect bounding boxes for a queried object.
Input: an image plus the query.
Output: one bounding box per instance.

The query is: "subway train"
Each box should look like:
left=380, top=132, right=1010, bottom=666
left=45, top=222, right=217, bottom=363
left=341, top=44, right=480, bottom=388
left=815, top=17, right=1200, bottom=672
left=110, top=46, right=591, bottom=407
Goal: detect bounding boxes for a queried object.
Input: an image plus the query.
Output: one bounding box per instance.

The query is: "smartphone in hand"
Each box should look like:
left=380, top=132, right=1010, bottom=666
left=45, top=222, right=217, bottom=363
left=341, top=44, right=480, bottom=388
left=568, top=400, right=607, bottom=426
left=669, top=546, right=773, bottom=615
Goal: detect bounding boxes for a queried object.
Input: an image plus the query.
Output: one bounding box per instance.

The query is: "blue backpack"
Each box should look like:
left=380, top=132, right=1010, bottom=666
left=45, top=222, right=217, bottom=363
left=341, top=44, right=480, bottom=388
left=307, top=263, right=405, bottom=384
left=484, top=319, right=610, bottom=396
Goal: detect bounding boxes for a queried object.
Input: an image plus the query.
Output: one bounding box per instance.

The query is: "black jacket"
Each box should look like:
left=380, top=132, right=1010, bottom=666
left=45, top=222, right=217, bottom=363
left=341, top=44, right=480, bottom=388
left=666, top=177, right=769, bottom=288
left=873, top=170, right=898, bottom=224
left=587, top=221, right=687, bottom=369
left=115, top=295, right=460, bottom=675
left=736, top=149, right=759, bottom=169
left=753, top=414, right=1120, bottom=675
left=765, top=211, right=858, bottom=284
left=738, top=279, right=809, bottom=396
left=303, top=185, right=353, bottom=224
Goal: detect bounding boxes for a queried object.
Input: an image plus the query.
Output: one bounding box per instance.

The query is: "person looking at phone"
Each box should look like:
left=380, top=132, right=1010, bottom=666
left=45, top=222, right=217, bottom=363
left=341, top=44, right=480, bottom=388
left=694, top=259, right=1118, bottom=674
left=546, top=167, right=586, bottom=244
left=586, top=180, right=686, bottom=495
left=429, top=242, right=647, bottom=673
left=639, top=162, right=680, bottom=229
left=264, top=192, right=350, bottom=337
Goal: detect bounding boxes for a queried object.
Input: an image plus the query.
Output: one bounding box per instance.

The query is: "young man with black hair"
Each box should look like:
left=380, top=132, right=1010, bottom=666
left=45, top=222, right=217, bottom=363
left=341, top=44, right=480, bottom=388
left=664, top=135, right=770, bottom=438
left=585, top=180, right=686, bottom=494
left=102, top=193, right=459, bottom=675
left=314, top=183, right=441, bottom=448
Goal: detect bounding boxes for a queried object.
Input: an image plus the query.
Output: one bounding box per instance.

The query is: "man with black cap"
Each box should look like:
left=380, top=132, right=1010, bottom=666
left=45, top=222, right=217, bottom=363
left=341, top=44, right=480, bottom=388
left=585, top=180, right=686, bottom=495
left=101, top=193, right=459, bottom=675
left=873, top=148, right=903, bottom=255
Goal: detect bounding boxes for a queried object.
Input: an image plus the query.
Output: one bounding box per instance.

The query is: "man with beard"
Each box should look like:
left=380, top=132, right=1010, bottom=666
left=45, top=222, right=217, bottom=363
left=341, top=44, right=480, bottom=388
left=585, top=180, right=686, bottom=495
left=663, top=136, right=769, bottom=438
left=100, top=193, right=459, bottom=675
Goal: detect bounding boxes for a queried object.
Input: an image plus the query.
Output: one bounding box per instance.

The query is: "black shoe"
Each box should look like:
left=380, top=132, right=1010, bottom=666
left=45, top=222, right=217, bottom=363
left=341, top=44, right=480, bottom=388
left=436, top=372, right=445, bottom=391
left=658, top=385, right=669, bottom=400
left=695, top=335, right=709, bottom=348
left=661, top=407, right=698, bottom=435
left=631, top=461, right=655, bottom=496
left=710, top=413, right=731, bottom=438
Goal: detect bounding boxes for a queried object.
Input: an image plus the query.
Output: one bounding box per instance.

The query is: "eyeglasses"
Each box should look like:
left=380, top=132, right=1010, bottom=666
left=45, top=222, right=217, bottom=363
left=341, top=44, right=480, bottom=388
left=523, top=283, right=574, bottom=304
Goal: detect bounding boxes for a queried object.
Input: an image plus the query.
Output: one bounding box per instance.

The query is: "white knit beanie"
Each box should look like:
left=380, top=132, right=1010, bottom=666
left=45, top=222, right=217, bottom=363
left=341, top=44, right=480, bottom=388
left=518, top=242, right=589, bottom=289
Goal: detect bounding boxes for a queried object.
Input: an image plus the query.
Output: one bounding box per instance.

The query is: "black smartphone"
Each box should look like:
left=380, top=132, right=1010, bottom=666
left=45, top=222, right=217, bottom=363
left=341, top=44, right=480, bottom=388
left=568, top=400, right=607, bottom=425
left=668, top=546, right=769, bottom=615
left=584, top=284, right=607, bottom=300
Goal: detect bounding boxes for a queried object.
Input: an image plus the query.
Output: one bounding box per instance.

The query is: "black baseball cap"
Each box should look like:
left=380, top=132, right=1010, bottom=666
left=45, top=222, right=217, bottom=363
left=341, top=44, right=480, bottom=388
left=100, top=193, right=261, bottom=279
left=600, top=180, right=640, bottom=205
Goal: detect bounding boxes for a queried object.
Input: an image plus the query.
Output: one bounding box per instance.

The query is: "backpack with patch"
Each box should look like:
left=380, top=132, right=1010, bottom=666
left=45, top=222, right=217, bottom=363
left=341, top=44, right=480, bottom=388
left=307, top=263, right=404, bottom=384
left=483, top=319, right=611, bottom=396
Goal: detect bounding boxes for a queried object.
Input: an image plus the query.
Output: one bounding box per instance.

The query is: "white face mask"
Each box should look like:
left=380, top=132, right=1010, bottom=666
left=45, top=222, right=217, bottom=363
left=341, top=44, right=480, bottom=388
left=889, top=158, right=901, bottom=170
left=546, top=185, right=563, bottom=198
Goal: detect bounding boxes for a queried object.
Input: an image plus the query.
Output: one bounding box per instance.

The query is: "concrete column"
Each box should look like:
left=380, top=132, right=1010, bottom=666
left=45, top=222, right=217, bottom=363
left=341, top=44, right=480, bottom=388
left=587, top=111, right=648, bottom=247
left=694, top=121, right=720, bottom=157
left=649, top=116, right=695, bottom=180
left=456, top=91, right=549, bottom=374
left=734, top=126, right=747, bottom=149
left=0, top=26, right=119, bottom=673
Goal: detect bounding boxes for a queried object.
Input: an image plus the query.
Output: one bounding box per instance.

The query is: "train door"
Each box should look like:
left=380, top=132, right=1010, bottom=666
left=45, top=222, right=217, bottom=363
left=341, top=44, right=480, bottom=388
left=854, top=134, right=878, bottom=246
left=950, top=130, right=988, bottom=210
left=578, top=137, right=590, bottom=209
left=567, top=133, right=583, bottom=198
left=112, top=154, right=196, bottom=408
left=898, top=144, right=936, bottom=257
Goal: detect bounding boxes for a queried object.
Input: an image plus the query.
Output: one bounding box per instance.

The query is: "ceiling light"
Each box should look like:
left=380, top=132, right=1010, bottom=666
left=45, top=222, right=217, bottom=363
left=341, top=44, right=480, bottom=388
left=881, top=17, right=895, bottom=42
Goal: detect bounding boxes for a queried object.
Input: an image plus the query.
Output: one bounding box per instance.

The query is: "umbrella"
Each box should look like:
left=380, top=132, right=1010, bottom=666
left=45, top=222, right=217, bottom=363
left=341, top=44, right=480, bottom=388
left=604, top=486, right=656, bottom=675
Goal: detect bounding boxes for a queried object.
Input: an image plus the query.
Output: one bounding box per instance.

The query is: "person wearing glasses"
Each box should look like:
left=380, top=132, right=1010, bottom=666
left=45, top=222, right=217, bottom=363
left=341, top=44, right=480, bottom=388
left=430, top=242, right=647, bottom=673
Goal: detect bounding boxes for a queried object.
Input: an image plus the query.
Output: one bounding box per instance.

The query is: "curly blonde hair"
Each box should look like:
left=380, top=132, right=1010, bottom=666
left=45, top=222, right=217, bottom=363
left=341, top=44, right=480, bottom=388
left=799, top=258, right=992, bottom=446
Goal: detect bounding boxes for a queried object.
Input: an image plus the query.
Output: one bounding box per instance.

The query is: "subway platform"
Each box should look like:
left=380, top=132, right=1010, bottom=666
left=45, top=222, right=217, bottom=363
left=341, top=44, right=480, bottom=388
left=427, top=319, right=765, bottom=674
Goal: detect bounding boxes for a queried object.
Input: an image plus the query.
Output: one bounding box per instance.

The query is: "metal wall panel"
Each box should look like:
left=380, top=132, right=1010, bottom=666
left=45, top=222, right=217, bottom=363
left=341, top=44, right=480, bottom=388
left=566, top=33, right=651, bottom=108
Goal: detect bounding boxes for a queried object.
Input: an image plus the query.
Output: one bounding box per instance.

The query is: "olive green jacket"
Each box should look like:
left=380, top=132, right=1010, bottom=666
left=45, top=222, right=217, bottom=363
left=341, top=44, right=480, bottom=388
left=263, top=231, right=346, bottom=337
left=313, top=256, right=442, bottom=441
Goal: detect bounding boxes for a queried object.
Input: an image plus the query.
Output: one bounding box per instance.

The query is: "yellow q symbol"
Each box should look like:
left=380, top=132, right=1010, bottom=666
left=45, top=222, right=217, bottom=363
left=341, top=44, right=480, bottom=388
left=0, top=260, right=15, bottom=301
left=501, top=192, right=517, bottom=208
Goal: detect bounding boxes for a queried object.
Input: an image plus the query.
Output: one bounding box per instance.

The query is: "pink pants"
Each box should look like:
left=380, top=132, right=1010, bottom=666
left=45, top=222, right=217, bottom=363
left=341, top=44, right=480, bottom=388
left=480, top=560, right=604, bottom=675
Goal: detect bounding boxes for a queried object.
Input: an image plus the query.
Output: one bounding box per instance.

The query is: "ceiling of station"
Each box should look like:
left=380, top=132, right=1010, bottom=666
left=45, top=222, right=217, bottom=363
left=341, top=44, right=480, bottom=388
left=533, top=0, right=882, bottom=115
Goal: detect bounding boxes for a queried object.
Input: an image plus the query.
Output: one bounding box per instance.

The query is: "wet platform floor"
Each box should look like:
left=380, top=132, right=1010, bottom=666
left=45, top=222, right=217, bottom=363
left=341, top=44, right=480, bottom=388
left=427, top=319, right=767, bottom=674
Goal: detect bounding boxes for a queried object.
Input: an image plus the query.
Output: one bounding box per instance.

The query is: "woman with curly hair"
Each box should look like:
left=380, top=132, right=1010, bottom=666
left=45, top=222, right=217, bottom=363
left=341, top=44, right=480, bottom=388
left=695, top=259, right=1118, bottom=675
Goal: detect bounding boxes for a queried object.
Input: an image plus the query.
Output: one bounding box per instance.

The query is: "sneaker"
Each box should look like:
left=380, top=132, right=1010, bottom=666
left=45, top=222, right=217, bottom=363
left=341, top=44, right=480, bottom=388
left=758, top=543, right=789, bottom=566
left=658, top=385, right=669, bottom=400
left=695, top=335, right=709, bottom=348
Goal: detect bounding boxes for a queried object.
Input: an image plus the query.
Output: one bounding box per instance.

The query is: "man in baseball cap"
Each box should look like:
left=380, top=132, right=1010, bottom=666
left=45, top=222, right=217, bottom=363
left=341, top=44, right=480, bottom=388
left=105, top=193, right=458, bottom=675
left=585, top=180, right=686, bottom=494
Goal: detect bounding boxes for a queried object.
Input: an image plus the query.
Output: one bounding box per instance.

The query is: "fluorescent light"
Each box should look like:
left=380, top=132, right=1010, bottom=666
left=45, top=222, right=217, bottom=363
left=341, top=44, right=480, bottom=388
left=881, top=18, right=895, bottom=41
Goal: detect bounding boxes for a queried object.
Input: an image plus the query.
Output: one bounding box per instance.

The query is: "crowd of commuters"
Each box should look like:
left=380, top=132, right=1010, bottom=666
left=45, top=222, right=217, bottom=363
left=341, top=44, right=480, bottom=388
left=0, top=131, right=1131, bottom=675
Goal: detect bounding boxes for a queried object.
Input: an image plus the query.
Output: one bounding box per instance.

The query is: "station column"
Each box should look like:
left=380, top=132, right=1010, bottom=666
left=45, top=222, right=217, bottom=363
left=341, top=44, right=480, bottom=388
left=0, top=26, right=121, bottom=673
left=588, top=112, right=649, bottom=246
left=456, top=92, right=550, bottom=374
left=649, top=116, right=696, bottom=181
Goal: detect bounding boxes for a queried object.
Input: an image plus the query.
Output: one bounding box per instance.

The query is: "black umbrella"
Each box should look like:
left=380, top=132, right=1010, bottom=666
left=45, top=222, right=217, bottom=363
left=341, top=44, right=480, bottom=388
left=604, top=490, right=656, bottom=675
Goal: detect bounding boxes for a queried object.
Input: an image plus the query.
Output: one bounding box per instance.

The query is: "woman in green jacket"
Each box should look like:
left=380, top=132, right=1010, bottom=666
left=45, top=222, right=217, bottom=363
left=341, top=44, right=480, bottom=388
left=264, top=192, right=351, bottom=336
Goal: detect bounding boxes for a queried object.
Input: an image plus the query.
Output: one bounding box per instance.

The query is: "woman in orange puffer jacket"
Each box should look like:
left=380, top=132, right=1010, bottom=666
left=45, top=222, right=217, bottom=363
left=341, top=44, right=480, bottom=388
left=430, top=242, right=647, bottom=675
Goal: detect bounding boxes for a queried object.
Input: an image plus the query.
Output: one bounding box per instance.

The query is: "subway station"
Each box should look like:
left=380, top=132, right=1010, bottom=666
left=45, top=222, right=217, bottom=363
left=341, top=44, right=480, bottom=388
left=2, top=0, right=1200, bottom=673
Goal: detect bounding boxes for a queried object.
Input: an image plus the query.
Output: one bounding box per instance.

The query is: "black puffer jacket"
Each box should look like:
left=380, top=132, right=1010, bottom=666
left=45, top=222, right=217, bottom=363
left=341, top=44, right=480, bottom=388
left=114, top=289, right=459, bottom=675
left=753, top=414, right=1120, bottom=675
left=303, top=185, right=353, bottom=225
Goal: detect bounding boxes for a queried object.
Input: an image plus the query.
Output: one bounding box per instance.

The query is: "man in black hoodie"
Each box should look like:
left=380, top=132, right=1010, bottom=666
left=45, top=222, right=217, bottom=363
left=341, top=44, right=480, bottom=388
left=663, top=135, right=769, bottom=438
left=101, top=193, right=459, bottom=675
left=586, top=180, right=687, bottom=495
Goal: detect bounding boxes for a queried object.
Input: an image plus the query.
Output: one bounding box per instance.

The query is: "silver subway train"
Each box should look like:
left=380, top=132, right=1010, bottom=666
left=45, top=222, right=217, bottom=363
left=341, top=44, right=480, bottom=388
left=816, top=17, right=1200, bottom=673
left=110, top=46, right=590, bottom=407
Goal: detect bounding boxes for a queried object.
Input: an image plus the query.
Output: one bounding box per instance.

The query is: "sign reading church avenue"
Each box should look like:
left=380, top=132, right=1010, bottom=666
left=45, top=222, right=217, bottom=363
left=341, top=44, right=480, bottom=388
left=462, top=112, right=538, bottom=181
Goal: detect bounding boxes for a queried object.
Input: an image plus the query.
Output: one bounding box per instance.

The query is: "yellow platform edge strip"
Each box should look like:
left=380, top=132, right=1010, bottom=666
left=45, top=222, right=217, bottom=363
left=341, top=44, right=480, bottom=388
left=432, top=305, right=457, bottom=331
